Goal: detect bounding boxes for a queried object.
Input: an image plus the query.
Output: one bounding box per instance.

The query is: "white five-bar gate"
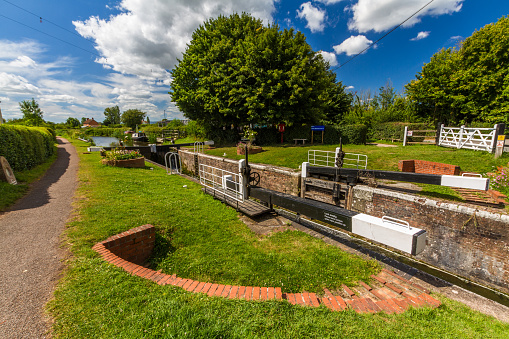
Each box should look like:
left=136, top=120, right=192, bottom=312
left=438, top=124, right=502, bottom=153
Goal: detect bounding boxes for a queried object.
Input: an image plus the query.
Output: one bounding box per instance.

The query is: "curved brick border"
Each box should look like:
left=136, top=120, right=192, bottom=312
left=92, top=224, right=441, bottom=314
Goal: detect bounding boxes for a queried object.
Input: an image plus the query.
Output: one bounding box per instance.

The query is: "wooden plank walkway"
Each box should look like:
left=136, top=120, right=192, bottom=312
left=202, top=186, right=271, bottom=217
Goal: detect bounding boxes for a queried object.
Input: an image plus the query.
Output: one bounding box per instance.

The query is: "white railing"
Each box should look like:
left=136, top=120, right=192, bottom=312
left=308, top=150, right=368, bottom=169
left=199, top=164, right=244, bottom=202
left=164, top=152, right=182, bottom=175
left=438, top=125, right=497, bottom=152
left=194, top=141, right=204, bottom=153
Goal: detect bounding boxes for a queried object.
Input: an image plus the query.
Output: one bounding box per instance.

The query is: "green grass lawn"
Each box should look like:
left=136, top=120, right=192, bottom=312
left=0, top=148, right=57, bottom=212
left=47, top=139, right=509, bottom=338
left=205, top=142, right=509, bottom=174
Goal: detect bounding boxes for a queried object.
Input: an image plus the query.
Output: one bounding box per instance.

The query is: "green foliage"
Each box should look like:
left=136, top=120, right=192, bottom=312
left=0, top=125, right=56, bottom=171
left=343, top=83, right=420, bottom=127
left=369, top=122, right=434, bottom=142
left=171, top=13, right=339, bottom=129
left=406, top=16, right=509, bottom=124
left=121, top=109, right=146, bottom=129
left=19, top=98, right=44, bottom=126
left=102, top=149, right=142, bottom=161
left=103, top=106, right=121, bottom=125
left=65, top=117, right=81, bottom=128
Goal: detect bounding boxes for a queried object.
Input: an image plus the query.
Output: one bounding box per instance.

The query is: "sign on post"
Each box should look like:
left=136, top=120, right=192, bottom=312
left=311, top=125, right=325, bottom=144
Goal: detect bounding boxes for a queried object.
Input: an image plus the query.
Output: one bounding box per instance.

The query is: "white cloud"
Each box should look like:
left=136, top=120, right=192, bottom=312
left=333, top=35, right=373, bottom=56
left=410, top=31, right=430, bottom=41
left=0, top=72, right=41, bottom=95
left=315, top=0, right=344, bottom=4
left=73, top=0, right=276, bottom=78
left=346, top=85, right=354, bottom=90
left=348, top=0, right=463, bottom=33
left=319, top=51, right=338, bottom=66
left=296, top=2, right=326, bottom=33
left=0, top=40, right=45, bottom=59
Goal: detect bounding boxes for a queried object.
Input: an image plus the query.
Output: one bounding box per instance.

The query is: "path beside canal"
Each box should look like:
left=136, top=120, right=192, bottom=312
left=0, top=138, right=78, bottom=338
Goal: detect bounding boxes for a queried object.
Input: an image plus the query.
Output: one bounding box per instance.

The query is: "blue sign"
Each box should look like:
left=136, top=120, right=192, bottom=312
left=311, top=125, right=325, bottom=131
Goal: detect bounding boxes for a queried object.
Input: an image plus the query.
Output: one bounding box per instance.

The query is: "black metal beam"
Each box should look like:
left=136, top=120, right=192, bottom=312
left=250, top=187, right=358, bottom=232
left=307, top=166, right=443, bottom=185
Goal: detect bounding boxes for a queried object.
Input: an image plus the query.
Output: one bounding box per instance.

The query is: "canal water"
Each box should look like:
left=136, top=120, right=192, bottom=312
left=90, top=136, right=149, bottom=147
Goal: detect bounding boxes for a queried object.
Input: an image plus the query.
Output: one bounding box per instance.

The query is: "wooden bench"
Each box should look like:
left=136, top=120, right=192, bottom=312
left=294, top=138, right=307, bottom=145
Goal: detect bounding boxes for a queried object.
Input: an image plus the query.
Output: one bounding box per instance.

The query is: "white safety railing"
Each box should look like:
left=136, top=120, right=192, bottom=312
left=194, top=141, right=204, bottom=153
left=164, top=152, right=182, bottom=175
left=308, top=150, right=368, bottom=169
left=438, top=125, right=497, bottom=152
left=199, top=164, right=244, bottom=202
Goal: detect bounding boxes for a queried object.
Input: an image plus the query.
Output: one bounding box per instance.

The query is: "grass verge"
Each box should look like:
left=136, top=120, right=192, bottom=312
left=0, top=147, right=57, bottom=211
left=48, top=140, right=509, bottom=338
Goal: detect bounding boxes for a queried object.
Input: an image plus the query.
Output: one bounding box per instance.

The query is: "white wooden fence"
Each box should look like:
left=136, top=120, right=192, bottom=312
left=437, top=124, right=502, bottom=153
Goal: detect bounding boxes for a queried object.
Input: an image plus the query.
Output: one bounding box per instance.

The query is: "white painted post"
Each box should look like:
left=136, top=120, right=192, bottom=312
left=301, top=162, right=309, bottom=178
left=238, top=159, right=248, bottom=200
left=403, top=126, right=408, bottom=146
left=458, top=125, right=465, bottom=149
left=334, top=148, right=341, bottom=167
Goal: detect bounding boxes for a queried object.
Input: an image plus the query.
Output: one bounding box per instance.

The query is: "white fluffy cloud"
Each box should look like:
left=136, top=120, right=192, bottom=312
left=333, top=35, right=373, bottom=56
left=296, top=2, right=326, bottom=33
left=411, top=31, right=430, bottom=41
left=315, top=0, right=344, bottom=5
left=73, top=0, right=276, bottom=78
left=0, top=72, right=41, bottom=95
left=319, top=51, right=338, bottom=66
left=348, top=0, right=463, bottom=33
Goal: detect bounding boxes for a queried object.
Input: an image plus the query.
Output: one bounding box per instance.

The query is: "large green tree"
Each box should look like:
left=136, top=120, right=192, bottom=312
left=121, top=109, right=146, bottom=130
left=406, top=16, right=509, bottom=124
left=170, top=13, right=339, bottom=129
left=103, top=105, right=121, bottom=125
left=65, top=117, right=81, bottom=128
left=19, top=98, right=44, bottom=126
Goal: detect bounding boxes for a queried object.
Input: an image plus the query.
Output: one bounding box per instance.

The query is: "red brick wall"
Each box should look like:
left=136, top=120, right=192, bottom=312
left=398, top=160, right=460, bottom=175
left=98, top=224, right=155, bottom=265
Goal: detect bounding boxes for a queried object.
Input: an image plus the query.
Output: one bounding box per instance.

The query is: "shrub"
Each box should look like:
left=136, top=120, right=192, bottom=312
left=103, top=149, right=142, bottom=161
left=0, top=125, right=56, bottom=171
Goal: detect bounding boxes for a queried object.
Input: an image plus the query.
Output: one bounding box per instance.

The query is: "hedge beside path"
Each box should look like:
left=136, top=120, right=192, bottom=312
left=0, top=125, right=56, bottom=171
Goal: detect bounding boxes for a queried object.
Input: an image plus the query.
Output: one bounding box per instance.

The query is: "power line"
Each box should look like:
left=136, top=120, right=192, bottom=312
left=332, top=0, right=435, bottom=71
left=1, top=0, right=94, bottom=43
left=0, top=13, right=102, bottom=58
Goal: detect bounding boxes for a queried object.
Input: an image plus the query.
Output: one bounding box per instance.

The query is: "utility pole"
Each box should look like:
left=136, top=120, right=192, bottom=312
left=0, top=100, right=3, bottom=125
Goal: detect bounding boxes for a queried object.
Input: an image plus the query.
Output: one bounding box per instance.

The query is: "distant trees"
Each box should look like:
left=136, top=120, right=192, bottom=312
left=170, top=13, right=346, bottom=130
left=65, top=117, right=81, bottom=128
left=103, top=106, right=121, bottom=125
left=19, top=98, right=44, bottom=126
left=121, top=109, right=146, bottom=129
left=405, top=16, right=509, bottom=124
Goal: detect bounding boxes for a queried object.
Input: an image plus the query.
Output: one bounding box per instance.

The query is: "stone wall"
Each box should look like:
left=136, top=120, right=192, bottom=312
left=351, top=185, right=509, bottom=294
left=179, top=150, right=300, bottom=196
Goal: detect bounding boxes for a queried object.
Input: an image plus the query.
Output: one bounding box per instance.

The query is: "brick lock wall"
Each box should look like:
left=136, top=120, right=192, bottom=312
left=351, top=185, right=509, bottom=294
left=398, top=160, right=460, bottom=176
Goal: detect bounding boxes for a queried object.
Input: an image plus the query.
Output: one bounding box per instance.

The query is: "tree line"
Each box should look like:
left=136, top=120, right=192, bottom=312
left=171, top=13, right=509, bottom=132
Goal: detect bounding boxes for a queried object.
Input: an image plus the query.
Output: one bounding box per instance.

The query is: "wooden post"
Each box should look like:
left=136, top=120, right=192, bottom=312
left=435, top=122, right=442, bottom=145
left=311, top=130, right=314, bottom=145
left=321, top=130, right=324, bottom=144
left=493, top=123, right=505, bottom=156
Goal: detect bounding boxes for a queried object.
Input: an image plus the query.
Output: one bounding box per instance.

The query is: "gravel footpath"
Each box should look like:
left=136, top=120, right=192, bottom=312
left=0, top=138, right=78, bottom=338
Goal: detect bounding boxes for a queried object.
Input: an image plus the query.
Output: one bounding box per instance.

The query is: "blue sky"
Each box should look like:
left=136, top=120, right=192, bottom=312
left=0, top=0, right=507, bottom=123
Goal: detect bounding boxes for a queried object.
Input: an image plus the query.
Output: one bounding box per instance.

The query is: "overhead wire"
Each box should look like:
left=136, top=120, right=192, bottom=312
left=332, top=0, right=436, bottom=71
left=1, top=0, right=94, bottom=42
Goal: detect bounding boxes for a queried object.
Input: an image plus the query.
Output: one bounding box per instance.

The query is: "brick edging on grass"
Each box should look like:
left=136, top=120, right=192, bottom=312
left=92, top=224, right=441, bottom=314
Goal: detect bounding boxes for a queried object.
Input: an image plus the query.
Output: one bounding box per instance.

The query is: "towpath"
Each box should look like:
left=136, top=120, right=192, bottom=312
left=0, top=138, right=78, bottom=338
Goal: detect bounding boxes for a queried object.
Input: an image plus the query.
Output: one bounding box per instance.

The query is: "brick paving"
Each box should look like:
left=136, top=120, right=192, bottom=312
left=93, top=238, right=442, bottom=314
